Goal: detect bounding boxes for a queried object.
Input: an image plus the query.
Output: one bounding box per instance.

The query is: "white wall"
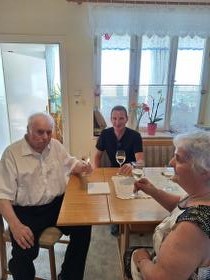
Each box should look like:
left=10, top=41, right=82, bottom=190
left=0, top=0, right=94, bottom=156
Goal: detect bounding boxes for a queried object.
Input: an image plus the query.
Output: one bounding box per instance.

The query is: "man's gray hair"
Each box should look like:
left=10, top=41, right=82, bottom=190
left=173, top=131, right=210, bottom=173
left=27, top=112, right=55, bottom=129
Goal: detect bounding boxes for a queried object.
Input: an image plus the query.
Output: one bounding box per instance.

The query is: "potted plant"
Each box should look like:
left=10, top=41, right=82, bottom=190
left=147, top=91, right=164, bottom=135
left=129, top=102, right=150, bottom=131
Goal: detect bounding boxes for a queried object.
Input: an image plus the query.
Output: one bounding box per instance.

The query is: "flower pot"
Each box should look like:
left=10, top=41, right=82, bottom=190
left=147, top=123, right=157, bottom=135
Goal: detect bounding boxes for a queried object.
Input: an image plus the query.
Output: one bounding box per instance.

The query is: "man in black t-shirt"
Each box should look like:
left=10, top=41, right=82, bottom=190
left=94, top=105, right=144, bottom=236
left=94, top=105, right=144, bottom=174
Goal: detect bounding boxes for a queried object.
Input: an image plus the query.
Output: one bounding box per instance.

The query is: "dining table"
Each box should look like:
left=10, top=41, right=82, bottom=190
left=57, top=167, right=185, bottom=276
left=57, top=168, right=111, bottom=226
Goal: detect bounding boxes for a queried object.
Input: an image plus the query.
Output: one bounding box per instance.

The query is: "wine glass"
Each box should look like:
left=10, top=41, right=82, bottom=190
left=115, top=150, right=126, bottom=175
left=79, top=151, right=91, bottom=176
left=131, top=161, right=144, bottom=181
left=81, top=152, right=91, bottom=164
left=131, top=161, right=144, bottom=198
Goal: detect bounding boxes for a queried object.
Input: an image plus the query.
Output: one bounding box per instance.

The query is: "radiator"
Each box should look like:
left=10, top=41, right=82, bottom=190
left=100, top=140, right=175, bottom=168
left=144, top=144, right=174, bottom=167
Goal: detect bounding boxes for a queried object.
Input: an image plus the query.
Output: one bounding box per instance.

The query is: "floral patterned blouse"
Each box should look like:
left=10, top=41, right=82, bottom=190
left=177, top=205, right=210, bottom=238
left=177, top=204, right=210, bottom=279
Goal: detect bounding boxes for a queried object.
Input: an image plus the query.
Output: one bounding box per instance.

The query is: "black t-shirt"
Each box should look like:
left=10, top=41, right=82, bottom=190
left=96, top=127, right=143, bottom=167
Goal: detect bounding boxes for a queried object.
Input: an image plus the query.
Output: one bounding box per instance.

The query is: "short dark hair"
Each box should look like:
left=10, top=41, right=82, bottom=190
left=111, top=105, right=128, bottom=118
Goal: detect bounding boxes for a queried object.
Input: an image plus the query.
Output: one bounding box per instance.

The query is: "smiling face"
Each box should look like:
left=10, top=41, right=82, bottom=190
left=169, top=147, right=202, bottom=194
left=26, top=115, right=54, bottom=153
left=111, top=109, right=128, bottom=134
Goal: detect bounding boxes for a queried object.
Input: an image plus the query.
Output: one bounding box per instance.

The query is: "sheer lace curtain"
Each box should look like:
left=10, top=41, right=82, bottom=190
left=88, top=4, right=210, bottom=37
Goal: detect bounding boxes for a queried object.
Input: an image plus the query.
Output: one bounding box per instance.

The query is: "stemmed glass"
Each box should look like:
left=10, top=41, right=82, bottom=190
left=131, top=161, right=144, bottom=181
left=115, top=150, right=126, bottom=175
left=79, top=151, right=91, bottom=177
left=131, top=161, right=144, bottom=198
left=81, top=152, right=91, bottom=164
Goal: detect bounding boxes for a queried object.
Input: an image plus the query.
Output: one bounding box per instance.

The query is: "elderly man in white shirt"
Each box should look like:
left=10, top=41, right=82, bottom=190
left=0, top=112, right=92, bottom=280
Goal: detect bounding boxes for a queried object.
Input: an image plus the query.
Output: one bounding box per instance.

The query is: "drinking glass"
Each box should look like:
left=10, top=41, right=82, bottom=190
left=131, top=161, right=144, bottom=198
left=131, top=161, right=144, bottom=181
left=115, top=150, right=126, bottom=175
left=79, top=151, right=91, bottom=176
left=81, top=152, right=91, bottom=164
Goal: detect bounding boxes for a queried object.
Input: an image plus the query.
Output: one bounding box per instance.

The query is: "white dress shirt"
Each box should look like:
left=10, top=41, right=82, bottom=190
left=0, top=137, right=79, bottom=206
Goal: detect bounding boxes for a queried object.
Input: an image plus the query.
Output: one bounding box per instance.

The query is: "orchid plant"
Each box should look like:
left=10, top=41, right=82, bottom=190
left=147, top=90, right=164, bottom=124
left=130, top=102, right=150, bottom=131
left=130, top=90, right=164, bottom=130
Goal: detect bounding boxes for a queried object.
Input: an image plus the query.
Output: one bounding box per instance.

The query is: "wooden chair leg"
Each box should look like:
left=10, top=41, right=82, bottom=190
left=0, top=239, right=8, bottom=280
left=48, top=246, right=57, bottom=280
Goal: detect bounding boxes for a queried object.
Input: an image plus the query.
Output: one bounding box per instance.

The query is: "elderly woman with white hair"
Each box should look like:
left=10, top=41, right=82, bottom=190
left=125, top=131, right=210, bottom=280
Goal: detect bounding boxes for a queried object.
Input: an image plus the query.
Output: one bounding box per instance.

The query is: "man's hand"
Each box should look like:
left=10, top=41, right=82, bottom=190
left=10, top=222, right=34, bottom=249
left=119, top=163, right=132, bottom=176
left=73, top=160, right=93, bottom=175
left=81, top=161, right=93, bottom=175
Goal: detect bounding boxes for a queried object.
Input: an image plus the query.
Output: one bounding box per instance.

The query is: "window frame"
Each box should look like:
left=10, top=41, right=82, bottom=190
left=94, top=34, right=209, bottom=132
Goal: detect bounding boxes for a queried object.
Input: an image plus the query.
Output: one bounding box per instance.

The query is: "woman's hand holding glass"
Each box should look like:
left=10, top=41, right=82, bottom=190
left=132, top=161, right=144, bottom=181
left=131, top=161, right=144, bottom=198
left=133, top=177, right=155, bottom=197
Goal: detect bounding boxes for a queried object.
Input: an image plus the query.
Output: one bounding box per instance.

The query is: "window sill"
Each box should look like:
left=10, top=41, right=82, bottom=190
left=195, top=124, right=210, bottom=130
left=141, top=131, right=173, bottom=139
left=93, top=129, right=174, bottom=141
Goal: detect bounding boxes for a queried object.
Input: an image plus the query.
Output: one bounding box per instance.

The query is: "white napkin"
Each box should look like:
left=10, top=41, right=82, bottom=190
left=88, top=182, right=110, bottom=194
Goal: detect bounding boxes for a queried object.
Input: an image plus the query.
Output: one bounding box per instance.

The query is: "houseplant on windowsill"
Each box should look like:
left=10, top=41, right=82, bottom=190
left=129, top=102, right=150, bottom=131
left=147, top=91, right=164, bottom=135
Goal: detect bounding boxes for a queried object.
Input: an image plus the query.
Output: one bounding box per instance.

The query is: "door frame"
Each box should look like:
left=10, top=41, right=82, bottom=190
left=0, top=34, right=70, bottom=151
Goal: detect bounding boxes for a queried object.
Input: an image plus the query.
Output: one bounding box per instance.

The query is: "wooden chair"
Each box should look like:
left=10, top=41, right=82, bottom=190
left=0, top=215, right=63, bottom=280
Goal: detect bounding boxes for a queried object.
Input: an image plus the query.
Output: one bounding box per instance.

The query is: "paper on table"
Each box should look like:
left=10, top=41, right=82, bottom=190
left=112, top=176, right=151, bottom=200
left=88, top=182, right=110, bottom=194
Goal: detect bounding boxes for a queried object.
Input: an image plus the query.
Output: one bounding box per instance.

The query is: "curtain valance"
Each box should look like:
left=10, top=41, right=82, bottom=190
left=88, top=4, right=210, bottom=37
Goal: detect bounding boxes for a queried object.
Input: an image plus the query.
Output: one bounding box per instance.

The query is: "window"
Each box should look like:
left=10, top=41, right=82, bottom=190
left=95, top=33, right=207, bottom=132
left=99, top=35, right=130, bottom=126
left=171, top=36, right=205, bottom=132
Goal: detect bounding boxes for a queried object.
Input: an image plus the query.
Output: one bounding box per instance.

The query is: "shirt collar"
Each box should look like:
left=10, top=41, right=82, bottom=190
left=21, top=137, right=51, bottom=157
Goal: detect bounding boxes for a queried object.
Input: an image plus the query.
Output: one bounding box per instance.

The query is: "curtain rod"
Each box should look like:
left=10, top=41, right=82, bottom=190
left=66, top=0, right=210, bottom=5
